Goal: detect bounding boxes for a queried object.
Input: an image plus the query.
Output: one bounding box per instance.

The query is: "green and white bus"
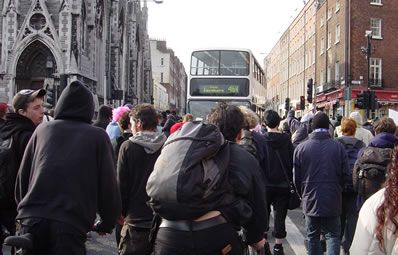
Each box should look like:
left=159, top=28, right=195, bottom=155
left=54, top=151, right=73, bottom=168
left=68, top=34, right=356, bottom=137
left=187, top=48, right=266, bottom=120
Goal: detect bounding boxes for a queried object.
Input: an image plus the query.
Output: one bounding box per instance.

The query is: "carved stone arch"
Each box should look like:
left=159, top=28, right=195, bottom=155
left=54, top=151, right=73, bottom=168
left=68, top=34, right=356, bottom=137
left=11, top=35, right=64, bottom=75
left=11, top=38, right=64, bottom=91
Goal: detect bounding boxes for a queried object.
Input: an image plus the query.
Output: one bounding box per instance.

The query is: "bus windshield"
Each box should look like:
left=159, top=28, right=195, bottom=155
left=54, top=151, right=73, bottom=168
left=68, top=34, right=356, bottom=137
left=190, top=50, right=250, bottom=76
left=190, top=78, right=249, bottom=97
left=188, top=100, right=251, bottom=120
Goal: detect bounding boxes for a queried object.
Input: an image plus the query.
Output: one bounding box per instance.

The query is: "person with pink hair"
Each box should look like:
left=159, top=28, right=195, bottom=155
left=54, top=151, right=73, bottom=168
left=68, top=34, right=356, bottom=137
left=106, top=106, right=130, bottom=144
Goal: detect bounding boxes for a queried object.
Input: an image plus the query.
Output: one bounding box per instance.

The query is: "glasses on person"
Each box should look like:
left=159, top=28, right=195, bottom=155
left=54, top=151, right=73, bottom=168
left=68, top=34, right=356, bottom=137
left=17, top=89, right=34, bottom=95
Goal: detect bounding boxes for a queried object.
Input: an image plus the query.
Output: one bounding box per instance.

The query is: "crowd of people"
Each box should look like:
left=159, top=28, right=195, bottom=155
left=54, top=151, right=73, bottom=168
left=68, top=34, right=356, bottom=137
left=1, top=81, right=398, bottom=255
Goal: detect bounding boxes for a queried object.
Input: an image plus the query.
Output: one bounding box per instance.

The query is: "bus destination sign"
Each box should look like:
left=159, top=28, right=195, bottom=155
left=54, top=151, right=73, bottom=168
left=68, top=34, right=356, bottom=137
left=200, top=85, right=239, bottom=95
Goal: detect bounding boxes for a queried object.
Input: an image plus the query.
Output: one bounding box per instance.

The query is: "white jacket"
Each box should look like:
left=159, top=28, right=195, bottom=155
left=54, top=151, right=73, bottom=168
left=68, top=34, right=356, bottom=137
left=351, top=188, right=398, bottom=255
left=354, top=127, right=374, bottom=146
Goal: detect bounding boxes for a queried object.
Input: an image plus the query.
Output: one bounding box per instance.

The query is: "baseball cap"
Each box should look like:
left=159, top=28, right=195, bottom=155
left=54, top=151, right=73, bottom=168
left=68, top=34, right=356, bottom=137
left=13, top=89, right=46, bottom=112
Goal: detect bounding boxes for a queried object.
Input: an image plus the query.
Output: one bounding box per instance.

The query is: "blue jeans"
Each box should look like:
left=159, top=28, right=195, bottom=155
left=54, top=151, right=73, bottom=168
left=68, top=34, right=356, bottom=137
left=305, top=216, right=341, bottom=255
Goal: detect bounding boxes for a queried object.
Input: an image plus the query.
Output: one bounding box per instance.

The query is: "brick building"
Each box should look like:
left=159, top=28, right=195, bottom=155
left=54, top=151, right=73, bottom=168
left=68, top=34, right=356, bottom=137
left=150, top=39, right=187, bottom=113
left=0, top=0, right=154, bottom=110
left=265, top=0, right=317, bottom=117
left=315, top=0, right=398, bottom=118
left=265, top=0, right=398, bottom=118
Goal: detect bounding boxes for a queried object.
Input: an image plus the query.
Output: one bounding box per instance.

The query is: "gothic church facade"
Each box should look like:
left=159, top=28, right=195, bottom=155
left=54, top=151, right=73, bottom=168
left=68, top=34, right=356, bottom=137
left=0, top=0, right=152, bottom=108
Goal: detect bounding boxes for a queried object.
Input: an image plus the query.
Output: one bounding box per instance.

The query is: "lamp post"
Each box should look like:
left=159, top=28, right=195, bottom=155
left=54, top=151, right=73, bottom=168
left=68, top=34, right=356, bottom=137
left=361, top=30, right=373, bottom=119
left=361, top=30, right=373, bottom=88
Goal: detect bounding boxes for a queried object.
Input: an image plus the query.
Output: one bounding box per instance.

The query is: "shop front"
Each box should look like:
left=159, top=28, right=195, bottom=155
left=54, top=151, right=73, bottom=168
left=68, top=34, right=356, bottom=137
left=315, top=87, right=398, bottom=118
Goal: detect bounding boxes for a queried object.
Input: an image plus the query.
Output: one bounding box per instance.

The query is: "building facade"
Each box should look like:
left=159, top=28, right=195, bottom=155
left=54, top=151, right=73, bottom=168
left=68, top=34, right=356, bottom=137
left=150, top=39, right=187, bottom=113
left=265, top=0, right=317, bottom=117
left=265, top=0, right=398, bottom=118
left=0, top=0, right=154, bottom=110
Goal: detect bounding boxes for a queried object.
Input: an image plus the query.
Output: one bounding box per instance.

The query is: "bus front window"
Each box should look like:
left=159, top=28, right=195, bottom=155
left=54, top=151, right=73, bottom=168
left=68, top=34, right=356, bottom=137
left=188, top=100, right=251, bottom=121
left=191, top=50, right=250, bottom=76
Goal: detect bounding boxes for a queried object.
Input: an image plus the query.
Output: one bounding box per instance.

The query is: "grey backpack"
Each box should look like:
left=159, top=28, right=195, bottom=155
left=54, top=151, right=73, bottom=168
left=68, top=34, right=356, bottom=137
left=146, top=121, right=232, bottom=220
left=353, top=146, right=392, bottom=197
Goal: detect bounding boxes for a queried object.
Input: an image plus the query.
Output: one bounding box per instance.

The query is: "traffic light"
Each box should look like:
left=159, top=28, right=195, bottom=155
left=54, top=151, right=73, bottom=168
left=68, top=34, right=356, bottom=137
left=45, top=86, right=55, bottom=108
left=285, top=97, right=290, bottom=111
left=356, top=91, right=370, bottom=109
left=306, top=78, right=313, bottom=103
left=369, top=90, right=377, bottom=110
left=300, top=96, right=305, bottom=110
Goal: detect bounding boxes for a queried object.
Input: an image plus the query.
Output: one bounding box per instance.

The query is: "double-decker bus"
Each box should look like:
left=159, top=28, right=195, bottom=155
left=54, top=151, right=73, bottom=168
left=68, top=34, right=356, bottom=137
left=187, top=48, right=266, bottom=120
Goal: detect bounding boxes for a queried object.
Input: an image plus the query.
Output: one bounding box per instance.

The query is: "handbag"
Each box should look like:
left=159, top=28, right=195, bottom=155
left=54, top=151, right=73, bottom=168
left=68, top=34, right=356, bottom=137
left=275, top=151, right=301, bottom=210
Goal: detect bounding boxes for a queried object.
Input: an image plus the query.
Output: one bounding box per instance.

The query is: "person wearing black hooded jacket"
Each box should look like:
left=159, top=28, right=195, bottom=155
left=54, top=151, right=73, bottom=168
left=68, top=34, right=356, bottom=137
left=263, top=110, right=294, bottom=255
left=15, top=81, right=122, bottom=255
left=0, top=88, right=45, bottom=252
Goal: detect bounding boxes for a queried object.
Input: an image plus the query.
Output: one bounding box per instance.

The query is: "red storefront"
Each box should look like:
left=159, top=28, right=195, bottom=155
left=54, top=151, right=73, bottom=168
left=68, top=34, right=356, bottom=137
left=315, top=87, right=398, bottom=116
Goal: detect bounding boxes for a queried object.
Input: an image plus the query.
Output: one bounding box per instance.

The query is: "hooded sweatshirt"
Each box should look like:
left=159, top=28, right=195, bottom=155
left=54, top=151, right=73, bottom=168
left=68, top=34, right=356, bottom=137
left=350, top=112, right=374, bottom=145
left=0, top=113, right=36, bottom=210
left=263, top=132, right=294, bottom=187
left=15, top=81, right=122, bottom=234
left=117, top=130, right=166, bottom=227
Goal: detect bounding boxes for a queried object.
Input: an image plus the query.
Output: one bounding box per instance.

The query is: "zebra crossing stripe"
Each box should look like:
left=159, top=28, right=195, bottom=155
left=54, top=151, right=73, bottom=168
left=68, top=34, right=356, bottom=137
left=285, top=215, right=307, bottom=255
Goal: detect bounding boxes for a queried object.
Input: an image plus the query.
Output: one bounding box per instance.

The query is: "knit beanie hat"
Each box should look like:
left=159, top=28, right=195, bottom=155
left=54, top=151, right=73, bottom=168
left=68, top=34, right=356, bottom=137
left=312, top=112, right=330, bottom=129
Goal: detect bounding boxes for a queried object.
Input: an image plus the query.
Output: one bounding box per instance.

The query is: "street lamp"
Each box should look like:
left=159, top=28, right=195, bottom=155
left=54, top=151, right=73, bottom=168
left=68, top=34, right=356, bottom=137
left=361, top=30, right=372, bottom=88
left=360, top=30, right=373, bottom=119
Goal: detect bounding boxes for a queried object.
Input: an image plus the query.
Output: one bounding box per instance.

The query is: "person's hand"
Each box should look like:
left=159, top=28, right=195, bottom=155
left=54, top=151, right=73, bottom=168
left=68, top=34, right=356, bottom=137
left=92, top=220, right=112, bottom=235
left=249, top=238, right=266, bottom=251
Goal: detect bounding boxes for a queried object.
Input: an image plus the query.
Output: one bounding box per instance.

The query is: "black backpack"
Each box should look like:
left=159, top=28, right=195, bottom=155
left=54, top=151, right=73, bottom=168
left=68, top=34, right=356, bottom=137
left=146, top=121, right=232, bottom=220
left=0, top=135, right=17, bottom=209
left=337, top=138, right=364, bottom=192
left=353, top=146, right=392, bottom=197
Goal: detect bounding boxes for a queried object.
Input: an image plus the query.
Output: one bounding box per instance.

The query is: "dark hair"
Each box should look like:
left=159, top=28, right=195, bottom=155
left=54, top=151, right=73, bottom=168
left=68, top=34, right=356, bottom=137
left=264, top=110, right=281, bottom=129
left=207, top=102, right=244, bottom=142
left=97, top=105, right=112, bottom=120
left=376, top=145, right=398, bottom=251
left=374, top=117, right=396, bottom=135
left=129, top=103, right=158, bottom=131
left=118, top=111, right=131, bottom=131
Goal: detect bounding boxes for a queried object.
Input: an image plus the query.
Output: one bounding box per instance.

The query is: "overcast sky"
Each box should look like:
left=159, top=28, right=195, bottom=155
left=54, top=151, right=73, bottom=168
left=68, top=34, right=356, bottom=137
left=147, top=0, right=306, bottom=71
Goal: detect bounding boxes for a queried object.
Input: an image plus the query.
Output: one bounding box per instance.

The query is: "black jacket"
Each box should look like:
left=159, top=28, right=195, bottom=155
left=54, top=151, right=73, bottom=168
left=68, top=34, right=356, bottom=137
left=15, top=81, right=122, bottom=234
left=117, top=131, right=166, bottom=227
left=93, top=119, right=110, bottom=130
left=0, top=113, right=36, bottom=210
left=220, top=143, right=267, bottom=245
left=264, top=132, right=294, bottom=187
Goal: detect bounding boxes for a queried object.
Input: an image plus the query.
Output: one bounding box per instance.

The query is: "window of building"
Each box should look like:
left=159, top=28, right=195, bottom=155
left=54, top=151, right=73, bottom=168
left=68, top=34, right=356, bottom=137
left=370, top=0, right=382, bottom=5
left=371, top=18, right=382, bottom=38
left=321, top=38, right=325, bottom=54
left=312, top=47, right=316, bottom=64
left=327, top=32, right=332, bottom=49
left=161, top=58, right=164, bottom=65
left=160, top=72, right=163, bottom=82
left=327, top=9, right=332, bottom=20
left=320, top=70, right=325, bottom=85
left=370, top=58, right=382, bottom=83
left=335, top=62, right=340, bottom=82
left=335, top=0, right=340, bottom=12
left=335, top=25, right=341, bottom=43
left=327, top=66, right=331, bottom=82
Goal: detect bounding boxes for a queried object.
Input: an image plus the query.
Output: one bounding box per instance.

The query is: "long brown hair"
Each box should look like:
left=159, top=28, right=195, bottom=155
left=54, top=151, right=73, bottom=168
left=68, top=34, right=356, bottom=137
left=376, top=145, right=398, bottom=250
